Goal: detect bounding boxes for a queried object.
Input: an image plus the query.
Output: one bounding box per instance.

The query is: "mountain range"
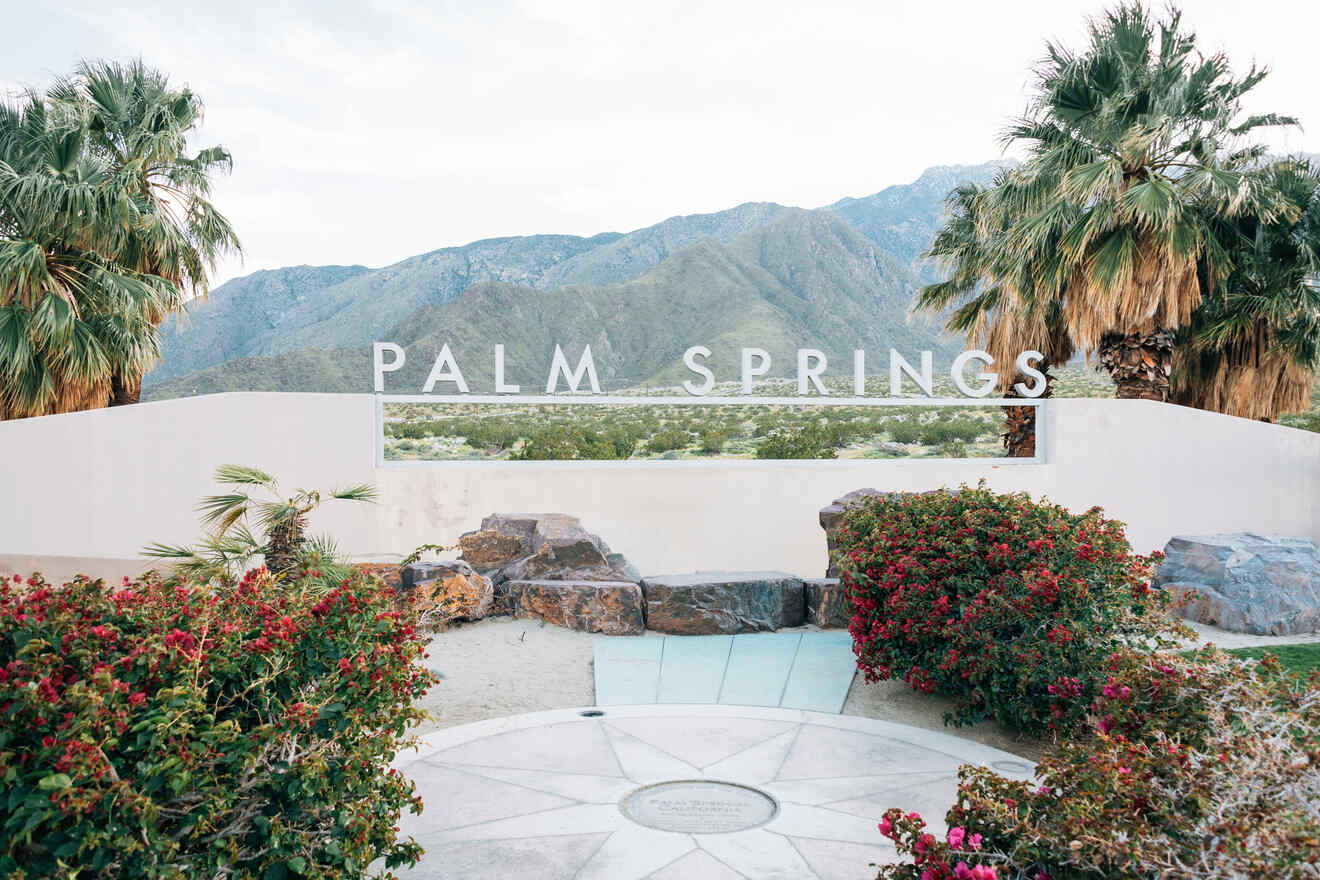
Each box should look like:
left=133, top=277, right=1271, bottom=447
left=143, top=161, right=1012, bottom=397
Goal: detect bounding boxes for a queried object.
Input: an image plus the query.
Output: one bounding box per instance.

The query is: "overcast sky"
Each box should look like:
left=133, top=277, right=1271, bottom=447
left=5, top=0, right=1318, bottom=287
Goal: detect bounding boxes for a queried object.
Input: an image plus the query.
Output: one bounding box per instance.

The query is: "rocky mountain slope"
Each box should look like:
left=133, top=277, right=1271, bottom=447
left=146, top=210, right=953, bottom=396
left=145, top=162, right=1006, bottom=394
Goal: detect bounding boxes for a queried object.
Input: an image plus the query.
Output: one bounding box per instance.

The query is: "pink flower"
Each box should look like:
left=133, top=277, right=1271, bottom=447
left=947, top=826, right=966, bottom=848
left=972, top=867, right=997, bottom=880
left=878, top=817, right=893, bottom=836
left=1036, top=872, right=1052, bottom=880
left=968, top=833, right=982, bottom=851
left=955, top=863, right=974, bottom=880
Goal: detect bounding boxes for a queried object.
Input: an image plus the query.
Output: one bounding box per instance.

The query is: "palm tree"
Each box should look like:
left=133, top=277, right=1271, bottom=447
left=48, top=59, right=240, bottom=405
left=145, top=464, right=378, bottom=586
left=1173, top=159, right=1320, bottom=420
left=0, top=61, right=237, bottom=419
left=922, top=3, right=1297, bottom=404
left=915, top=171, right=1074, bottom=455
left=0, top=92, right=182, bottom=418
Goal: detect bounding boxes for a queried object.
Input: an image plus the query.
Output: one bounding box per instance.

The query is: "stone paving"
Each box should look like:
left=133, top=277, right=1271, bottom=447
left=594, top=632, right=857, bottom=712
left=394, top=705, right=1036, bottom=879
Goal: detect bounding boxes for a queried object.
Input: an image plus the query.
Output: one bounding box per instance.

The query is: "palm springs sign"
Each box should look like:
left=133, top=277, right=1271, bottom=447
left=372, top=342, right=1048, bottom=398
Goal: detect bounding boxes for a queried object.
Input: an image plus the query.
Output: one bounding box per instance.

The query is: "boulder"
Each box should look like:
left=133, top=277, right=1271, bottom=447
left=400, top=560, right=494, bottom=623
left=353, top=562, right=401, bottom=591
left=458, top=513, right=639, bottom=602
left=457, top=514, right=541, bottom=570
left=641, top=572, right=805, bottom=634
left=509, top=580, right=645, bottom=635
left=1156, top=533, right=1320, bottom=635
left=819, top=489, right=889, bottom=577
left=804, top=577, right=849, bottom=629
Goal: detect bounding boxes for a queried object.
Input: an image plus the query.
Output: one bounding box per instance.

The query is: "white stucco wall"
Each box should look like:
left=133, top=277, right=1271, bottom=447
left=1, top=392, right=1316, bottom=579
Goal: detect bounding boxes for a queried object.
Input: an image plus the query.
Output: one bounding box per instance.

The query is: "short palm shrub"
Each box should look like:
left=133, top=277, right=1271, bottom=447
left=144, top=464, right=377, bottom=588
left=876, top=649, right=1320, bottom=879
left=836, top=485, right=1180, bottom=734
left=0, top=568, right=433, bottom=879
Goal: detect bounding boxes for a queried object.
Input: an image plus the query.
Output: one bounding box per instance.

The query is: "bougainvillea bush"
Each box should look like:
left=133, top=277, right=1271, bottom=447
left=875, top=649, right=1320, bottom=879
left=835, top=485, right=1182, bottom=734
left=0, top=568, right=433, bottom=879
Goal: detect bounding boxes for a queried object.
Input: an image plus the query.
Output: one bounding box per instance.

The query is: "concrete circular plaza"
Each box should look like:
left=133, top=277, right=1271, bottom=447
left=394, top=705, right=1036, bottom=879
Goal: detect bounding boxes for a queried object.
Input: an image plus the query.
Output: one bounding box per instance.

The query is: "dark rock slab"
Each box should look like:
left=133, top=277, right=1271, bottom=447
left=641, top=572, right=805, bottom=635
left=509, top=580, right=645, bottom=635
left=804, top=578, right=849, bottom=629
left=1156, top=533, right=1320, bottom=635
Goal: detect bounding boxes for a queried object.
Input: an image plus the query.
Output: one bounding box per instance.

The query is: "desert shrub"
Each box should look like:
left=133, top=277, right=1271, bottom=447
left=0, top=569, right=433, bottom=879
left=647, top=427, right=692, bottom=454
left=876, top=649, right=1320, bottom=880
left=919, top=418, right=986, bottom=446
left=698, top=427, right=730, bottom=454
left=888, top=421, right=922, bottom=444
left=513, top=425, right=629, bottom=460
left=755, top=424, right=839, bottom=459
left=836, top=485, right=1179, bottom=733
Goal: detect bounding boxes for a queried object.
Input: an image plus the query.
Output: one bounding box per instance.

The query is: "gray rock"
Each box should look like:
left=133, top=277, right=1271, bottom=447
left=509, top=580, right=645, bottom=635
left=1156, top=533, right=1320, bottom=635
left=819, top=489, right=889, bottom=577
left=804, top=578, right=849, bottom=629
left=641, top=571, right=805, bottom=634
left=606, top=553, right=642, bottom=583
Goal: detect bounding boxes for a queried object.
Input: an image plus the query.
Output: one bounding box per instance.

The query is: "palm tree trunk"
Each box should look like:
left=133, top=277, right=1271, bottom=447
left=1097, top=329, right=1176, bottom=401
left=1001, top=363, right=1052, bottom=458
left=265, top=517, right=304, bottom=579
left=109, top=371, right=142, bottom=407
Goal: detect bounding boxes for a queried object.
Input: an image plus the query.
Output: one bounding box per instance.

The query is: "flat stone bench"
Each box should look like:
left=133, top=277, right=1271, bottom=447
left=508, top=579, right=645, bottom=635
left=640, top=571, right=805, bottom=634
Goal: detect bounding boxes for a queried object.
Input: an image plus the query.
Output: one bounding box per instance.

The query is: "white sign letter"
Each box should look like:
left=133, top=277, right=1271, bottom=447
left=889, top=349, right=934, bottom=397
left=853, top=350, right=866, bottom=396
left=797, top=349, right=828, bottom=395
left=951, top=350, right=997, bottom=398
left=373, top=342, right=405, bottom=392
left=1014, top=350, right=1048, bottom=397
left=741, top=348, right=771, bottom=394
left=546, top=345, right=601, bottom=394
left=423, top=343, right=470, bottom=394
left=683, top=345, right=715, bottom=396
left=494, top=344, right=520, bottom=394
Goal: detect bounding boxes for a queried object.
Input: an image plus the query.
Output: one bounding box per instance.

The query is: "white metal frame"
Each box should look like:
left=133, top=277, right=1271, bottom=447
left=373, top=394, right=1046, bottom=468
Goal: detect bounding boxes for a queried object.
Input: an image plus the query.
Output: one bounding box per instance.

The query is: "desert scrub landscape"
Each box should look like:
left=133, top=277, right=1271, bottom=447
left=380, top=365, right=1138, bottom=462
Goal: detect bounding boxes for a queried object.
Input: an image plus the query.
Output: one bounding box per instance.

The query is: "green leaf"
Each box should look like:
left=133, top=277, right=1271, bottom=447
left=37, top=773, right=72, bottom=791
left=288, top=856, right=308, bottom=874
